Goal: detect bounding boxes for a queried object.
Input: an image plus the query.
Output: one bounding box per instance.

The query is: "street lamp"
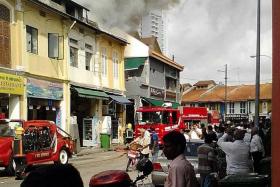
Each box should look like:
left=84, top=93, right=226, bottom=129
left=254, top=0, right=261, bottom=128
left=218, top=64, right=228, bottom=122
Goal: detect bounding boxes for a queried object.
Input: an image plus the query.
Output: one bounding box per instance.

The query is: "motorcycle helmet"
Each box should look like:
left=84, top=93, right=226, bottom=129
left=136, top=158, right=153, bottom=176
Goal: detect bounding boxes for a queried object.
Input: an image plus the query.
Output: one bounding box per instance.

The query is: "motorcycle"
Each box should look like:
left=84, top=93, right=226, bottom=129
left=127, top=143, right=143, bottom=171
left=89, top=158, right=153, bottom=187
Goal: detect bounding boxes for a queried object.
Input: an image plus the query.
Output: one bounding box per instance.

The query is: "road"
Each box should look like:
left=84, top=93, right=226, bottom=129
left=0, top=151, right=153, bottom=187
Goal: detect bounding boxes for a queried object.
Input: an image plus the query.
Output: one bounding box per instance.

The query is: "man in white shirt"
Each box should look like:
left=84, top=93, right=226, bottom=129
left=217, top=129, right=252, bottom=175
left=250, top=127, right=265, bottom=173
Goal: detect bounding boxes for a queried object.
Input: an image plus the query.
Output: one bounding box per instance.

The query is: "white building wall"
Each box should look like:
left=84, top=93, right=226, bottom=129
left=9, top=96, right=20, bottom=119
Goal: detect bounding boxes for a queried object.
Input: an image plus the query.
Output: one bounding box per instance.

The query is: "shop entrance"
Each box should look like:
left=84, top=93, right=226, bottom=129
left=0, top=94, right=9, bottom=119
left=28, top=98, right=60, bottom=123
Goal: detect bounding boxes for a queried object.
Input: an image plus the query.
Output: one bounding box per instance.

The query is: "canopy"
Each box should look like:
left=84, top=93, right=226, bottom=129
left=108, top=94, right=132, bottom=105
left=125, top=57, right=146, bottom=70
left=144, top=98, right=180, bottom=109
left=72, top=86, right=109, bottom=100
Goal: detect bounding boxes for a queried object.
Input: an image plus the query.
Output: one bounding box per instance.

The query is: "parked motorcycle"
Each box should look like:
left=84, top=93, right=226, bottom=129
left=89, top=158, right=153, bottom=187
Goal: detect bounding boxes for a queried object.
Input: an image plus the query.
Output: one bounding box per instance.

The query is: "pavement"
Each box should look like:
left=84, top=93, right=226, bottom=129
left=74, top=143, right=128, bottom=157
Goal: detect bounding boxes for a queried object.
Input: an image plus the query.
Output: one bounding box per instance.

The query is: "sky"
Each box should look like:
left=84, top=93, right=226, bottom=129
left=75, top=0, right=272, bottom=86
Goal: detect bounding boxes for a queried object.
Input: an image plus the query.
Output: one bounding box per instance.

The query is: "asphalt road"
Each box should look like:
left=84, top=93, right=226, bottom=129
left=0, top=151, right=153, bottom=187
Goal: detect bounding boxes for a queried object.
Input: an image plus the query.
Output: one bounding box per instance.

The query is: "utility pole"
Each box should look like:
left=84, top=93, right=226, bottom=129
left=218, top=64, right=228, bottom=122
left=225, top=64, right=228, bottom=122
left=255, top=0, right=261, bottom=128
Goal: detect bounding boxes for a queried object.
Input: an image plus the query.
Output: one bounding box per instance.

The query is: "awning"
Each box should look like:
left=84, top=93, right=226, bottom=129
left=125, top=57, right=146, bottom=70
left=108, top=94, right=132, bottom=105
left=171, top=102, right=180, bottom=109
left=144, top=98, right=180, bottom=108
left=72, top=86, right=109, bottom=100
left=143, top=98, right=165, bottom=106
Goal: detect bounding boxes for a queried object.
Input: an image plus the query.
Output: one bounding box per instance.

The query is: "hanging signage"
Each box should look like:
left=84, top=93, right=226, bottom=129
left=27, top=78, right=63, bottom=100
left=0, top=73, right=24, bottom=95
left=150, top=87, right=164, bottom=99
left=166, top=91, right=177, bottom=101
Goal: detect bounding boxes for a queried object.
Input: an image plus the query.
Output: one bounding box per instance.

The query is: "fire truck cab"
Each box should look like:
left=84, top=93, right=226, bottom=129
left=135, top=106, right=181, bottom=145
left=0, top=120, right=74, bottom=176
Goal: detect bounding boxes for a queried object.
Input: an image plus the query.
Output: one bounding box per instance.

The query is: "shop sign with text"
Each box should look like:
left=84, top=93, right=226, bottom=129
left=150, top=87, right=164, bottom=99
left=0, top=73, right=24, bottom=95
left=27, top=78, right=63, bottom=100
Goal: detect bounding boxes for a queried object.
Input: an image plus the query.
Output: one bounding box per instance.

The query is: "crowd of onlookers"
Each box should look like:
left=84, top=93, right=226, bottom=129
left=182, top=120, right=271, bottom=186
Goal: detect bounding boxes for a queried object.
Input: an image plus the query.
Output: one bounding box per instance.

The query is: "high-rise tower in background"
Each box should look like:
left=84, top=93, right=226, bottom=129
left=139, top=10, right=168, bottom=55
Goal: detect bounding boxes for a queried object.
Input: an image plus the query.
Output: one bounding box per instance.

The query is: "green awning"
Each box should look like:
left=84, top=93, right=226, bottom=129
left=125, top=57, right=146, bottom=70
left=144, top=98, right=165, bottom=106
left=72, top=86, right=109, bottom=100
left=171, top=102, right=180, bottom=109
left=144, top=97, right=180, bottom=108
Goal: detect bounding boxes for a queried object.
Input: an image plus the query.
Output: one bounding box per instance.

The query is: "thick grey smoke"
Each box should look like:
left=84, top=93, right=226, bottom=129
left=75, top=0, right=182, bottom=31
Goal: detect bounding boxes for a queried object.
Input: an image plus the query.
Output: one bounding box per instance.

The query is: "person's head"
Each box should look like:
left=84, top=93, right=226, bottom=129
left=207, top=125, right=213, bottom=131
left=200, top=123, right=205, bottom=128
left=21, top=164, right=83, bottom=187
left=219, top=125, right=225, bottom=133
left=233, top=129, right=245, bottom=140
left=138, top=128, right=146, bottom=137
left=204, top=134, right=213, bottom=144
left=163, top=131, right=186, bottom=160
left=150, top=127, right=155, bottom=132
left=251, top=127, right=259, bottom=136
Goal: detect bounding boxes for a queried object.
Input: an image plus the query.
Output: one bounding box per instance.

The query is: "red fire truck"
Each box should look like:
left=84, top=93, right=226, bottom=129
left=134, top=105, right=220, bottom=145
left=0, top=120, right=74, bottom=176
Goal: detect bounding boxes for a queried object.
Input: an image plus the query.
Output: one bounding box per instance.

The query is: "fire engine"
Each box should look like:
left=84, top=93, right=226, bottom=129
left=134, top=104, right=220, bottom=145
left=0, top=120, right=74, bottom=177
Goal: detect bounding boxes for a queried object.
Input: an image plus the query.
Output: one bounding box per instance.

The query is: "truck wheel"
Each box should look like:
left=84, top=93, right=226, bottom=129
left=58, top=149, right=69, bottom=164
left=5, top=157, right=16, bottom=176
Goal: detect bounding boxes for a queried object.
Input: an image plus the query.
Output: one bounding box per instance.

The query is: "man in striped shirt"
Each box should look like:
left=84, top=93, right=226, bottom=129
left=197, top=134, right=217, bottom=186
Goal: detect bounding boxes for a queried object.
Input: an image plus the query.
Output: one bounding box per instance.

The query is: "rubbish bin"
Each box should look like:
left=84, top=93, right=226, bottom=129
left=100, top=133, right=111, bottom=150
left=218, top=174, right=269, bottom=187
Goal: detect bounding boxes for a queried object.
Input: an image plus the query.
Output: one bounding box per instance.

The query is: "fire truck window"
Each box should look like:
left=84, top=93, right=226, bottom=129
left=23, top=127, right=38, bottom=152
left=0, top=123, right=13, bottom=137
left=37, top=127, right=52, bottom=150
left=172, top=112, right=178, bottom=124
left=162, top=112, right=169, bottom=124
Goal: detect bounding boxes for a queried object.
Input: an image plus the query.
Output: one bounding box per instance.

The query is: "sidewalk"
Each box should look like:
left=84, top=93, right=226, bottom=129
left=75, top=144, right=128, bottom=157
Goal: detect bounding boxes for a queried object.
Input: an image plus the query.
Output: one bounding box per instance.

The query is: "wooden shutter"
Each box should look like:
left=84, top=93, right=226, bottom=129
left=0, top=4, right=10, bottom=67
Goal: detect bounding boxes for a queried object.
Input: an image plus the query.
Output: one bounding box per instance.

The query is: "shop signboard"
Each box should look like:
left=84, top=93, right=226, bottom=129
left=0, top=73, right=24, bottom=95
left=27, top=78, right=63, bottom=100
left=166, top=91, right=177, bottom=101
left=150, top=87, right=164, bottom=99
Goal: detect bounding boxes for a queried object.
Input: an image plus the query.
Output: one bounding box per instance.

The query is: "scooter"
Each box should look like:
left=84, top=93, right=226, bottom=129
left=89, top=158, right=153, bottom=187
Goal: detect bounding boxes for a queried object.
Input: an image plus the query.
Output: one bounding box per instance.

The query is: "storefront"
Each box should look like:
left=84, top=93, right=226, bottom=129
left=70, top=85, right=109, bottom=147
left=0, top=72, right=24, bottom=119
left=105, top=93, right=131, bottom=144
left=26, top=78, right=63, bottom=126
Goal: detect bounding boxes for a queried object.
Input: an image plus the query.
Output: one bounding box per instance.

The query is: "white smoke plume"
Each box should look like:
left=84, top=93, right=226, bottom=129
left=75, top=0, right=183, bottom=32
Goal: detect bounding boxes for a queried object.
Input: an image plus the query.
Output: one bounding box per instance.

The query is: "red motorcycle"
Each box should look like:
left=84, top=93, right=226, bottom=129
left=89, top=158, right=153, bottom=187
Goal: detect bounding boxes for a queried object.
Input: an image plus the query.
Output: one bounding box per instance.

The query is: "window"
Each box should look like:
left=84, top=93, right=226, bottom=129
left=70, top=47, right=78, bottom=67
left=85, top=52, right=92, bottom=71
left=26, top=26, right=38, bottom=54
left=248, top=102, right=251, bottom=113
left=48, top=33, right=59, bottom=58
left=240, top=102, right=246, bottom=114
left=112, top=51, right=119, bottom=78
left=101, top=47, right=107, bottom=76
left=0, top=4, right=11, bottom=67
left=229, top=102, right=235, bottom=114
left=190, top=103, right=195, bottom=107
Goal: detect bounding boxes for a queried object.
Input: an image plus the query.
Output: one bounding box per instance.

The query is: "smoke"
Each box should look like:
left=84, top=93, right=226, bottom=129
left=75, top=0, right=183, bottom=32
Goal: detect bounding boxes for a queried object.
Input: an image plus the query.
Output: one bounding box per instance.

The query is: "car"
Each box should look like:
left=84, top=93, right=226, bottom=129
left=0, top=119, right=74, bottom=176
left=151, top=139, right=204, bottom=187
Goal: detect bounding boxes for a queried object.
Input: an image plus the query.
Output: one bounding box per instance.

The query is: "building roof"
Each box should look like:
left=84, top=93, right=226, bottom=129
left=141, top=36, right=162, bottom=54
left=149, top=50, right=184, bottom=71
left=181, top=83, right=272, bottom=103
left=193, top=80, right=216, bottom=87
left=181, top=89, right=209, bottom=102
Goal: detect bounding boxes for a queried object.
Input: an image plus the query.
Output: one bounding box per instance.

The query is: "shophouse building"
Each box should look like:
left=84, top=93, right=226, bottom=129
left=124, top=34, right=184, bottom=125
left=181, top=81, right=272, bottom=124
left=0, top=0, right=129, bottom=146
